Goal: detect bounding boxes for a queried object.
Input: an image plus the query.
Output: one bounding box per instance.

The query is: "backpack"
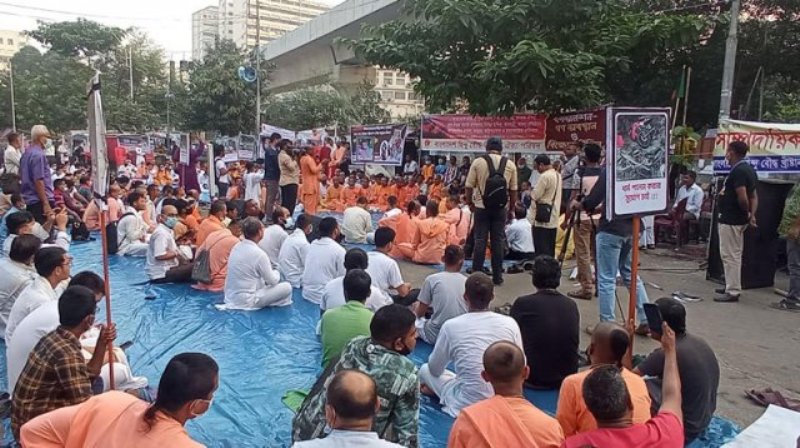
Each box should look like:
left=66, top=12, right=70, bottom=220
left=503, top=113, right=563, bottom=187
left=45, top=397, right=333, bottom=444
left=481, top=155, right=509, bottom=210
left=192, top=234, right=228, bottom=283
left=70, top=220, right=91, bottom=241
left=105, top=212, right=135, bottom=255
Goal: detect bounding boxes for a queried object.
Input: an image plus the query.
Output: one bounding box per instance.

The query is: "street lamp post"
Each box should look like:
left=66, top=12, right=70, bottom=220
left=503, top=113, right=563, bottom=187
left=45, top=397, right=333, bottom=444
left=9, top=61, right=16, bottom=132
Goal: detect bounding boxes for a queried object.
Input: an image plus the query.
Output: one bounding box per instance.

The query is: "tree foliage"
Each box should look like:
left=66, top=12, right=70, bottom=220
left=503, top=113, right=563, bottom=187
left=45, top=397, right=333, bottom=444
left=344, top=0, right=708, bottom=116
left=263, top=83, right=389, bottom=132
left=26, top=19, right=127, bottom=64
left=346, top=0, right=800, bottom=128
left=183, top=39, right=263, bottom=136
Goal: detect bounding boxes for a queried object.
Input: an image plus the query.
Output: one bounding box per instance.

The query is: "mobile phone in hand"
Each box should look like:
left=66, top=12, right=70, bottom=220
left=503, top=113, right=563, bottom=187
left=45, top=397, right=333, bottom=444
left=643, top=303, right=663, bottom=335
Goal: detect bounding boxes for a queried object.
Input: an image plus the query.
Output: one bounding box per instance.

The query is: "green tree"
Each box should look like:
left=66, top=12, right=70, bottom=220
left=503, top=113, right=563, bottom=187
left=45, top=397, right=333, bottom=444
left=344, top=0, right=708, bottom=115
left=263, top=83, right=389, bottom=132
left=0, top=46, right=92, bottom=132
left=184, top=39, right=262, bottom=136
left=26, top=19, right=127, bottom=66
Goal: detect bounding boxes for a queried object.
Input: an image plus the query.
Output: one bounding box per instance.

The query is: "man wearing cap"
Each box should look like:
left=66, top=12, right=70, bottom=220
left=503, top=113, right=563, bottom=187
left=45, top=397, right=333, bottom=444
left=464, top=137, right=518, bottom=285
left=20, top=125, right=56, bottom=224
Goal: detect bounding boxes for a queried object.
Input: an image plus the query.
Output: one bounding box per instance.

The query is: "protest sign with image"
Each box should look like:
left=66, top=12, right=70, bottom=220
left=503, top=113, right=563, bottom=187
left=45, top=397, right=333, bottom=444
left=350, top=123, right=407, bottom=166
left=238, top=134, right=257, bottom=161
left=605, top=108, right=671, bottom=218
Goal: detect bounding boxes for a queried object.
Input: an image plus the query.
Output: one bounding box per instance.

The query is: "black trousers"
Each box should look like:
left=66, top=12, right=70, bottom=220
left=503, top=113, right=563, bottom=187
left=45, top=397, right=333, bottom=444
left=533, top=227, right=557, bottom=258
left=506, top=249, right=536, bottom=261
left=391, top=288, right=420, bottom=307
left=217, top=182, right=229, bottom=199
left=151, top=262, right=194, bottom=284
left=472, top=207, right=507, bottom=281
left=281, top=184, right=299, bottom=215
left=27, top=200, right=54, bottom=224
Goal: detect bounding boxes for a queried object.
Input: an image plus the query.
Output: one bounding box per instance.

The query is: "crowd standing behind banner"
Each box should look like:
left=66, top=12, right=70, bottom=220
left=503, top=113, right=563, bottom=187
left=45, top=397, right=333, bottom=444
left=0, top=113, right=797, bottom=448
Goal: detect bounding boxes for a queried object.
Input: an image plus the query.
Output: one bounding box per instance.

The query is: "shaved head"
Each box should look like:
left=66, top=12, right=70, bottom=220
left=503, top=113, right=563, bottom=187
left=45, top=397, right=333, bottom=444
left=483, top=341, right=526, bottom=384
left=589, top=322, right=630, bottom=365
left=326, top=370, right=377, bottom=421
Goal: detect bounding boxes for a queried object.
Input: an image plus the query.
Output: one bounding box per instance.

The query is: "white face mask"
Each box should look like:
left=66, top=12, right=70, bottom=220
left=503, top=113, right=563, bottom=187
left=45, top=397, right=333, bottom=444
left=285, top=216, right=295, bottom=228
left=222, top=217, right=232, bottom=228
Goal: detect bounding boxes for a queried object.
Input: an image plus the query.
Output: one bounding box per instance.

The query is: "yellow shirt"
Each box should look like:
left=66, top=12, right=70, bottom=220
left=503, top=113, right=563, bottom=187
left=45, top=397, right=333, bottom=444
left=465, top=153, right=518, bottom=209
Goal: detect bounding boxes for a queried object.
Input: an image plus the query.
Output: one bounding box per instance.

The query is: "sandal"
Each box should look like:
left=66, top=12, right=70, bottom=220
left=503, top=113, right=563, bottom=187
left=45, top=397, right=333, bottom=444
left=506, top=264, right=524, bottom=274
left=770, top=299, right=800, bottom=312
left=568, top=290, right=593, bottom=301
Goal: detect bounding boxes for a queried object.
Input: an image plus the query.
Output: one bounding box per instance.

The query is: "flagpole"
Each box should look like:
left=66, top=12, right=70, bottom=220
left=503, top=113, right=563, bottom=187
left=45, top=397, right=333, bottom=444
left=97, top=202, right=115, bottom=390
left=682, top=67, right=692, bottom=126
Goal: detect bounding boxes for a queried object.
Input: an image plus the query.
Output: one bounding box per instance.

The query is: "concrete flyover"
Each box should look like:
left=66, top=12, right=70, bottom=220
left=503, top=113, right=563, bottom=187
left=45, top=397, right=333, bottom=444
left=261, top=0, right=403, bottom=94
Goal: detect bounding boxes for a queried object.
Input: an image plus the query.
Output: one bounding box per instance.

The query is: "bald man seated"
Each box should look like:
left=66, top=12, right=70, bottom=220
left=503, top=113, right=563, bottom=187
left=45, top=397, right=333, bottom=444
left=291, top=369, right=402, bottom=448
left=448, top=341, right=564, bottom=448
left=556, top=322, right=652, bottom=436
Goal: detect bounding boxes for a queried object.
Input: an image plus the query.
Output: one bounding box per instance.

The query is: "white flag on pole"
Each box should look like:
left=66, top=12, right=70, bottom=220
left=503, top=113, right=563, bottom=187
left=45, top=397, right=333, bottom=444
left=88, top=73, right=109, bottom=198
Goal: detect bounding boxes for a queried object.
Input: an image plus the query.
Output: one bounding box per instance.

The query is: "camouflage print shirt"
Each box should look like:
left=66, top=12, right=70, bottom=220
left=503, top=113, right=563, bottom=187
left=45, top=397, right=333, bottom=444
left=779, top=184, right=800, bottom=239
left=292, top=336, right=420, bottom=447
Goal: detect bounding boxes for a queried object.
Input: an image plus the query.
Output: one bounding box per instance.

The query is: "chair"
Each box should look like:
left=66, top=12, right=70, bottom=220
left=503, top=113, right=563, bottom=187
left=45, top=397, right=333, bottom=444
left=654, top=198, right=688, bottom=247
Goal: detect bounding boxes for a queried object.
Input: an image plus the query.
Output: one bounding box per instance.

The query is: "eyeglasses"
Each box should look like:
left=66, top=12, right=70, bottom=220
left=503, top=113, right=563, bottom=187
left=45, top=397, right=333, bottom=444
left=62, top=256, right=74, bottom=266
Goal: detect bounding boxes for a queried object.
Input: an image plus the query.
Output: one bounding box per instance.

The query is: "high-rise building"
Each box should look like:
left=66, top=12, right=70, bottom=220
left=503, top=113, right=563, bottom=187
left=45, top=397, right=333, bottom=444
left=219, top=0, right=330, bottom=51
left=0, top=30, right=27, bottom=72
left=373, top=69, right=426, bottom=120
left=192, top=6, right=220, bottom=61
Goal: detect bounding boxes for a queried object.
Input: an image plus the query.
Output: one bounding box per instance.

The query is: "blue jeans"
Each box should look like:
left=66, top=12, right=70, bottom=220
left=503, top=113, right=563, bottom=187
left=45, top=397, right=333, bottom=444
left=596, top=231, right=649, bottom=324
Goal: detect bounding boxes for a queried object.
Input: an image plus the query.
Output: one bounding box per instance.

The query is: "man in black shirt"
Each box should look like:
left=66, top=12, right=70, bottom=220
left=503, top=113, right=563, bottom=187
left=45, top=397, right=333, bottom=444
left=715, top=141, right=758, bottom=303
left=634, top=297, right=720, bottom=442
left=510, top=255, right=579, bottom=389
left=263, top=132, right=282, bottom=222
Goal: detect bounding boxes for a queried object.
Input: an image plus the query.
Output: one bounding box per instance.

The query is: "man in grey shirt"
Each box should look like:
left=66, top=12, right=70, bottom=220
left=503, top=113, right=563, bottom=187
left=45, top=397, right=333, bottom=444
left=414, top=245, right=468, bottom=344
left=292, top=369, right=403, bottom=448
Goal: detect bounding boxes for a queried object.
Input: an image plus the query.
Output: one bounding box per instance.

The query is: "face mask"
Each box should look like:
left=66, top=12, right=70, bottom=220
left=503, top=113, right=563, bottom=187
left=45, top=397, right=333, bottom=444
left=189, top=397, right=213, bottom=418
left=164, top=217, right=179, bottom=229
left=285, top=216, right=295, bottom=228
left=222, top=217, right=232, bottom=228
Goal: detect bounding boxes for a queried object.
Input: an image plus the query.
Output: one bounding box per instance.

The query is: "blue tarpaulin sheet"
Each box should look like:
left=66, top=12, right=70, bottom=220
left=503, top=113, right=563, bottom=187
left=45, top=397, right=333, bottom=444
left=0, top=239, right=740, bottom=447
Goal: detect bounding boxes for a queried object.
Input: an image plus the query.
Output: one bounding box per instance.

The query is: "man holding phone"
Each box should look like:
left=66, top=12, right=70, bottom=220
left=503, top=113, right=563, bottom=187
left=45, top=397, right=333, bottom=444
left=634, top=297, right=720, bottom=444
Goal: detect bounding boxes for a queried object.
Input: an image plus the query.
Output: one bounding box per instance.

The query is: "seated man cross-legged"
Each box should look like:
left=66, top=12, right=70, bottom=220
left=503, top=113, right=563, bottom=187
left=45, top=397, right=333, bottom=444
left=222, top=217, right=293, bottom=310
left=419, top=272, right=523, bottom=417
left=449, top=341, right=565, bottom=448
left=367, top=228, right=419, bottom=307
left=320, top=269, right=375, bottom=368
left=145, top=205, right=194, bottom=283
left=321, top=248, right=392, bottom=313
left=414, top=245, right=467, bottom=344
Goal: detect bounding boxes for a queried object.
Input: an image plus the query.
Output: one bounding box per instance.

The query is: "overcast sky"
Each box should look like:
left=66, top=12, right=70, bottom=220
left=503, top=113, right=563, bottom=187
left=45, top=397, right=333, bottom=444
left=0, top=0, right=344, bottom=60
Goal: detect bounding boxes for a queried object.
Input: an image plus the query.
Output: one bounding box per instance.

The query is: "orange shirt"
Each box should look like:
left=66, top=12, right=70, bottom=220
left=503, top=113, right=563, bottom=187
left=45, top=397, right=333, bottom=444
left=82, top=201, right=101, bottom=231
left=364, top=184, right=377, bottom=204
left=325, top=185, right=344, bottom=212
left=192, top=229, right=240, bottom=292
left=300, top=155, right=321, bottom=195
left=449, top=395, right=564, bottom=448
left=411, top=217, right=451, bottom=264
left=183, top=214, right=200, bottom=232
left=556, top=367, right=652, bottom=437
left=385, top=213, right=417, bottom=258
left=443, top=207, right=470, bottom=245
left=155, top=170, right=172, bottom=186
left=421, top=164, right=434, bottom=181
left=342, top=186, right=362, bottom=208
left=402, top=184, right=419, bottom=206
left=20, top=391, right=203, bottom=448
left=195, top=215, right=225, bottom=247
left=429, top=183, right=444, bottom=200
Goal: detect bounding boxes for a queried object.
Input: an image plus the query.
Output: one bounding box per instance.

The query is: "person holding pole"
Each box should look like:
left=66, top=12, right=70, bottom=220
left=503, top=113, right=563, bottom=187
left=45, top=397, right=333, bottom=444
left=570, top=168, right=650, bottom=336
left=714, top=141, right=758, bottom=303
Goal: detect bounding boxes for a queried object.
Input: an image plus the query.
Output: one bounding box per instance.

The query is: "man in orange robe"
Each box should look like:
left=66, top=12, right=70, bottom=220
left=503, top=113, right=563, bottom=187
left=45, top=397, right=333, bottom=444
left=341, top=177, right=363, bottom=208
left=323, top=177, right=345, bottom=212
left=192, top=223, right=242, bottom=292
left=448, top=341, right=565, bottom=448
left=396, top=200, right=451, bottom=264
left=300, top=147, right=321, bottom=215
left=443, top=195, right=471, bottom=246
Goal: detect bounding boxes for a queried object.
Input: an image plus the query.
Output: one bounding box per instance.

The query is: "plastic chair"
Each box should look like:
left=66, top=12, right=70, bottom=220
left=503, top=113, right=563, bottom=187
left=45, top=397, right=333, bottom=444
left=655, top=198, right=688, bottom=247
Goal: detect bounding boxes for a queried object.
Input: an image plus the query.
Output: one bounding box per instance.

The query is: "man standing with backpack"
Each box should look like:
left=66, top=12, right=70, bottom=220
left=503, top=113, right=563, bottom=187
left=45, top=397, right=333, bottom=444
left=465, top=137, right=518, bottom=285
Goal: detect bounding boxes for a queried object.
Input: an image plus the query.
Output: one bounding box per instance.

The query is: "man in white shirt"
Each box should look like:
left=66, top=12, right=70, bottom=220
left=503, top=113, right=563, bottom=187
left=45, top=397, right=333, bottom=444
left=673, top=170, right=704, bottom=220
left=505, top=205, right=535, bottom=260
left=341, top=197, right=373, bottom=244
left=0, top=235, right=40, bottom=337
left=302, top=217, right=346, bottom=305
left=3, top=210, right=70, bottom=257
left=321, top=248, right=392, bottom=313
left=418, top=272, right=524, bottom=417
left=5, top=247, right=72, bottom=342
left=244, top=162, right=264, bottom=202
left=403, top=155, right=419, bottom=177
left=367, top=228, right=418, bottom=306
left=4, top=133, right=23, bottom=175
left=414, top=245, right=468, bottom=344
left=278, top=214, right=312, bottom=288
left=258, top=207, right=290, bottom=268
left=116, top=192, right=149, bottom=257
left=383, top=196, right=402, bottom=219
left=146, top=205, right=193, bottom=283
left=215, top=155, right=229, bottom=198
left=117, top=159, right=137, bottom=179
left=6, top=271, right=105, bottom=394
left=222, top=217, right=292, bottom=310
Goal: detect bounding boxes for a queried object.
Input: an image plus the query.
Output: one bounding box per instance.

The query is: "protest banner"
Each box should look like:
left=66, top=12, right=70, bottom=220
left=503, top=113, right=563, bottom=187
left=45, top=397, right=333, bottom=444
left=605, top=108, right=671, bottom=218
left=546, top=108, right=606, bottom=151
left=238, top=134, right=257, bottom=161
left=351, top=123, right=408, bottom=166
left=421, top=114, right=547, bottom=153
left=261, top=124, right=296, bottom=140
left=713, top=119, right=800, bottom=174
left=220, top=137, right=239, bottom=162
left=297, top=127, right=329, bottom=145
